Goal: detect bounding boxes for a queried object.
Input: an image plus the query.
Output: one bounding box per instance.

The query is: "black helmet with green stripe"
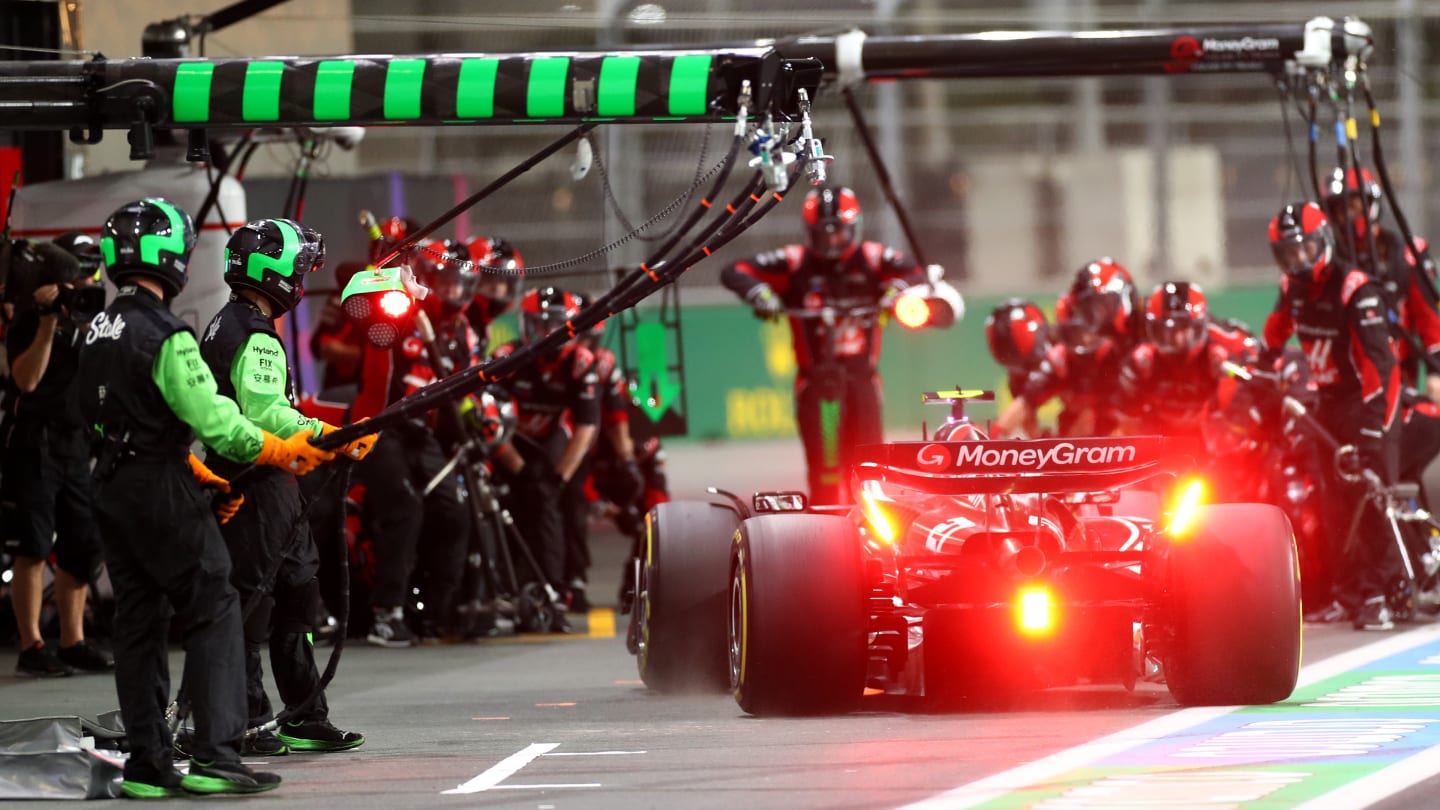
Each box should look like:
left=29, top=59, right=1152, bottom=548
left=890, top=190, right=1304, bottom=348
left=224, top=218, right=326, bottom=314
left=100, top=197, right=197, bottom=299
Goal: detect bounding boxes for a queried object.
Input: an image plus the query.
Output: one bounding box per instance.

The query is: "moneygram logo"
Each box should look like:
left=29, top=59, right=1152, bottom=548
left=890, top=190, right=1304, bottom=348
left=915, top=443, right=950, bottom=471
left=955, top=441, right=1138, bottom=471
left=1202, top=37, right=1279, bottom=54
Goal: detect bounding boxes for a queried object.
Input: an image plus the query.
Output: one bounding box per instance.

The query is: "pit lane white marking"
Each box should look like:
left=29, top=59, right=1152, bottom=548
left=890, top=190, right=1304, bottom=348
left=442, top=742, right=558, bottom=794
left=1289, top=741, right=1440, bottom=810
left=898, top=626, right=1440, bottom=810
left=442, top=745, right=646, bottom=794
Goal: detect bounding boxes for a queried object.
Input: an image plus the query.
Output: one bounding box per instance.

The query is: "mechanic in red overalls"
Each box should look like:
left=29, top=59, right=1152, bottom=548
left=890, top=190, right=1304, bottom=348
left=463, top=235, right=523, bottom=356
left=721, top=186, right=926, bottom=505
left=1322, top=167, right=1440, bottom=400
left=1262, top=201, right=1401, bottom=630
left=490, top=287, right=599, bottom=630
left=350, top=238, right=477, bottom=646
left=1118, top=281, right=1256, bottom=444
left=994, top=259, right=1140, bottom=438
left=985, top=298, right=1053, bottom=437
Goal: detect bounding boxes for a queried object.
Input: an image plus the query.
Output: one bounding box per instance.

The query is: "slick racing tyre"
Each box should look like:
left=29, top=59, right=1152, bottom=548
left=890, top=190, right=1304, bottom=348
left=731, top=514, right=866, bottom=716
left=1164, top=503, right=1301, bottom=706
left=636, top=501, right=739, bottom=693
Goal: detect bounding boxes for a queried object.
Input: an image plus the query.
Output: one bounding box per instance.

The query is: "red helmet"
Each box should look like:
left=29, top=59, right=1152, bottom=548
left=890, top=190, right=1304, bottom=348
left=1323, top=166, right=1383, bottom=238
left=1145, top=281, right=1208, bottom=358
left=466, top=235, right=524, bottom=314
left=802, top=186, right=862, bottom=260
left=1269, top=202, right=1334, bottom=285
left=985, top=298, right=1051, bottom=370
left=371, top=216, right=421, bottom=263
left=1055, top=258, right=1138, bottom=351
left=519, top=286, right=582, bottom=345
left=409, top=238, right=478, bottom=317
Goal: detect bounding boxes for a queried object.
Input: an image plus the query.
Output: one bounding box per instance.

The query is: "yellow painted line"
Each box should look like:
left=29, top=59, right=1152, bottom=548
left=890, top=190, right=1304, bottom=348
left=588, top=608, right=616, bottom=638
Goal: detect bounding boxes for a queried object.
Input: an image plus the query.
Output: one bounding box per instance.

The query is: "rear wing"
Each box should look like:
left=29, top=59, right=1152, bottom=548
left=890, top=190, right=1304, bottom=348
left=853, top=436, right=1186, bottom=495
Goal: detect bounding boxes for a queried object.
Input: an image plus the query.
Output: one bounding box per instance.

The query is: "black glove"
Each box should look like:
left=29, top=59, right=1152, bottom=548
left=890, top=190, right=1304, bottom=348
left=1257, top=344, right=1284, bottom=372
left=614, top=459, right=645, bottom=506
left=1357, top=431, right=1387, bottom=476
left=746, top=285, right=782, bottom=320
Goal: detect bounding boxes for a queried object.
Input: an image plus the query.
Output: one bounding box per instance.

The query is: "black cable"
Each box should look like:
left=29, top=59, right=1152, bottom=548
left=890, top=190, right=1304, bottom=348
left=372, top=124, right=596, bottom=271
left=1273, top=74, right=1306, bottom=205
left=841, top=85, right=929, bottom=267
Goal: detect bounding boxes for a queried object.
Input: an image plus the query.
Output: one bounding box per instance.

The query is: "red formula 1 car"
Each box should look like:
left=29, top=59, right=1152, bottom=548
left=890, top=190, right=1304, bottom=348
left=631, top=428, right=1301, bottom=716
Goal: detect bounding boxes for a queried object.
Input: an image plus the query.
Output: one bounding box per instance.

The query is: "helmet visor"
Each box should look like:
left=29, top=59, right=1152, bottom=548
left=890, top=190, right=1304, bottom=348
left=1148, top=316, right=1206, bottom=355
left=1271, top=231, right=1327, bottom=278
left=809, top=220, right=855, bottom=259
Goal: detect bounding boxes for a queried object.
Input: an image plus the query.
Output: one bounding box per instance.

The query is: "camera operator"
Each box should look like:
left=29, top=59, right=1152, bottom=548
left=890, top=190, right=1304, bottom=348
left=491, top=287, right=599, bottom=630
left=2, top=235, right=111, bottom=677
left=350, top=239, right=476, bottom=646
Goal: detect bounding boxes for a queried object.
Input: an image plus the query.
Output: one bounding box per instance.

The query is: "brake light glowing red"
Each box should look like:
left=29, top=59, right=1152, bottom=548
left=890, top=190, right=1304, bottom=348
left=1017, top=587, right=1054, bottom=635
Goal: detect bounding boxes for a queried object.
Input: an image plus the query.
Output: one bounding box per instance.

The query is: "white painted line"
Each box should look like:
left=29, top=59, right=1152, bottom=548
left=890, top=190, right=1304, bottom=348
left=490, top=783, right=603, bottom=790
left=542, top=750, right=648, bottom=756
left=899, top=626, right=1440, bottom=810
left=1293, top=741, right=1440, bottom=810
left=442, top=742, right=559, bottom=795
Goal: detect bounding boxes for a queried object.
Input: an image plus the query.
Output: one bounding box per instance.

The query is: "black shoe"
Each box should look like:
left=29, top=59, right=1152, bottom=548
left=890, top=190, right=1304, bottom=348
left=277, top=718, right=365, bottom=753
left=1352, top=596, right=1396, bottom=631
left=122, top=761, right=186, bottom=799
left=241, top=729, right=290, bottom=756
left=568, top=581, right=591, bottom=613
left=57, top=640, right=114, bottom=673
left=549, top=609, right=572, bottom=634
left=366, top=607, right=416, bottom=648
left=181, top=759, right=282, bottom=794
left=15, top=642, right=75, bottom=678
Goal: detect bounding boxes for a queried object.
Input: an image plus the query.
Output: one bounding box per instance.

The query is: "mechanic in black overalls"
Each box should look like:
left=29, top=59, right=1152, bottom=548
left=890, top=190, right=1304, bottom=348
left=1262, top=201, right=1401, bottom=631
left=995, top=259, right=1141, bottom=438
left=722, top=186, right=926, bottom=505
left=77, top=198, right=333, bottom=797
left=491, top=286, right=599, bottom=629
left=350, top=238, right=475, bottom=645
left=201, top=218, right=374, bottom=756
left=1, top=236, right=111, bottom=677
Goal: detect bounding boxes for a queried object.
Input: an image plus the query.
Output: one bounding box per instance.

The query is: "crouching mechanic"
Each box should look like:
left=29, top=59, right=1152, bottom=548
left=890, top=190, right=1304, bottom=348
left=200, top=218, right=374, bottom=755
left=78, top=198, right=334, bottom=797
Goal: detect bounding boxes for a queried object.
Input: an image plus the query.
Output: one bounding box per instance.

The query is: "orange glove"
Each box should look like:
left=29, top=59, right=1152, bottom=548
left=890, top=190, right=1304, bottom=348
left=320, top=421, right=378, bottom=462
left=187, top=453, right=230, bottom=492
left=254, top=430, right=335, bottom=475
left=215, top=494, right=246, bottom=525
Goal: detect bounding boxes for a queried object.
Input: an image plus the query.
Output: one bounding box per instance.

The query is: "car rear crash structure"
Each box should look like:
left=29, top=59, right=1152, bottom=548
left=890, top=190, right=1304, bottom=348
left=637, top=434, right=1303, bottom=714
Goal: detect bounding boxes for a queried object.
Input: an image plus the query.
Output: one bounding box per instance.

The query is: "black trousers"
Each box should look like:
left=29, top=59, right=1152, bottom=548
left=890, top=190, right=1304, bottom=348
left=1315, top=399, right=1403, bottom=610
left=502, top=432, right=567, bottom=588
left=219, top=467, right=327, bottom=726
left=0, top=426, right=101, bottom=578
left=359, top=426, right=469, bottom=624
left=94, top=457, right=245, bottom=770
left=795, top=365, right=883, bottom=506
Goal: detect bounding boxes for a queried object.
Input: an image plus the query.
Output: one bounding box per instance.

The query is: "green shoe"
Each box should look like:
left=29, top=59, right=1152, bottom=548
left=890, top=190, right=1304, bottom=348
left=121, top=780, right=186, bottom=799
left=277, top=718, right=365, bottom=752
left=122, top=762, right=186, bottom=799
left=181, top=760, right=282, bottom=794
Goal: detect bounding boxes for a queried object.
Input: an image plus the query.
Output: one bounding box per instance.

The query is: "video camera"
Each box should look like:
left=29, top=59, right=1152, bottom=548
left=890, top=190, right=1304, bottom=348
left=2, top=239, right=106, bottom=321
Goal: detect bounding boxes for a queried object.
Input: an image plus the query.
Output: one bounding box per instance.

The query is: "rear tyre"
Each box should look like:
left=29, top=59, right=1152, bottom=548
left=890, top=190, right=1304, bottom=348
left=1164, top=503, right=1301, bottom=706
left=731, top=515, right=867, bottom=716
left=636, top=501, right=739, bottom=692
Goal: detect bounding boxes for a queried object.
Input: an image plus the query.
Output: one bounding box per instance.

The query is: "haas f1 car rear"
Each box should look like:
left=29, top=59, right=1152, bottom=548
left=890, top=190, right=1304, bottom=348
left=629, top=435, right=1301, bottom=715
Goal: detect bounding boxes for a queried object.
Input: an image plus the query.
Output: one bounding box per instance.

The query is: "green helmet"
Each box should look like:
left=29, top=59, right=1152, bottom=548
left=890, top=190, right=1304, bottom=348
left=224, top=218, right=326, bottom=314
left=100, top=198, right=197, bottom=299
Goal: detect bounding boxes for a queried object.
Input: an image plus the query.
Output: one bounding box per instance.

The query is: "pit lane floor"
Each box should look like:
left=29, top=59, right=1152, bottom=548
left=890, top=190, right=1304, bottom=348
left=2, top=439, right=1438, bottom=808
